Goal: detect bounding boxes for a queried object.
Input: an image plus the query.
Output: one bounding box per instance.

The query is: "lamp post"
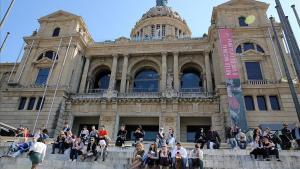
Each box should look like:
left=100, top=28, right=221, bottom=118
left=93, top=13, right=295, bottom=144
left=291, top=5, right=300, bottom=28
left=270, top=17, right=300, bottom=123
left=275, top=0, right=300, bottom=80
left=0, top=32, right=10, bottom=53
left=0, top=0, right=15, bottom=29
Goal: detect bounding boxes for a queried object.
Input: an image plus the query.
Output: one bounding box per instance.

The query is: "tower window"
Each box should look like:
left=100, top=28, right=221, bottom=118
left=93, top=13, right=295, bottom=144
left=35, top=68, right=50, bottom=85
left=156, top=24, right=161, bottom=37
left=244, top=96, right=255, bottom=111
left=257, top=96, right=267, bottom=111
left=269, top=96, right=280, bottom=110
left=151, top=25, right=155, bottom=37
left=245, top=62, right=263, bottom=80
left=162, top=25, right=166, bottom=37
left=52, top=27, right=60, bottom=37
left=18, top=97, right=27, bottom=110
left=27, top=97, right=36, bottom=110
left=239, top=16, right=248, bottom=27
left=36, top=97, right=45, bottom=110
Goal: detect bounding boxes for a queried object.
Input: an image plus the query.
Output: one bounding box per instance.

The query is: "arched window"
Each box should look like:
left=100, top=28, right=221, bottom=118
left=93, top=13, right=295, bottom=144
left=133, top=70, right=159, bottom=92
left=37, top=50, right=58, bottom=60
left=93, top=70, right=111, bottom=90
left=236, top=42, right=265, bottom=54
left=239, top=16, right=248, bottom=27
left=180, top=68, right=202, bottom=92
left=52, top=27, right=60, bottom=37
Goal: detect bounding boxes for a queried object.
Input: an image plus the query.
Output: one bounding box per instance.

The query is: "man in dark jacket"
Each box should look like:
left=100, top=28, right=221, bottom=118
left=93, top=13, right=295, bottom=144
left=281, top=123, right=293, bottom=150
left=195, top=128, right=206, bottom=149
left=206, top=126, right=221, bottom=149
left=134, top=126, right=145, bottom=143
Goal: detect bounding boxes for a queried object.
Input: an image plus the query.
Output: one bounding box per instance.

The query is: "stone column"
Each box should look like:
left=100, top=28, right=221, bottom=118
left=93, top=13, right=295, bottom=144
left=79, top=58, right=90, bottom=93
left=161, top=52, right=167, bottom=91
left=109, top=54, right=118, bottom=90
left=120, top=54, right=129, bottom=93
left=173, top=52, right=179, bottom=91
left=205, top=51, right=213, bottom=93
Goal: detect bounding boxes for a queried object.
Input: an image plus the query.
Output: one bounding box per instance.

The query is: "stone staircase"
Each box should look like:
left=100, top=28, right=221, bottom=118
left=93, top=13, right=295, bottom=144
left=0, top=140, right=300, bottom=169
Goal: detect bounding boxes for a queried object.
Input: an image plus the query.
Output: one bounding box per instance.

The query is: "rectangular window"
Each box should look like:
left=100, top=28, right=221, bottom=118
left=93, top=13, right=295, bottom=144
left=36, top=97, right=45, bottom=110
left=27, top=97, right=36, bottom=110
left=245, top=62, right=263, bottom=80
left=162, top=25, right=166, bottom=37
left=175, top=27, right=178, bottom=37
left=18, top=97, right=27, bottom=110
left=244, top=96, right=255, bottom=111
left=35, top=68, right=50, bottom=85
left=270, top=96, right=281, bottom=110
left=156, top=24, right=161, bottom=37
left=151, top=25, right=155, bottom=37
left=257, top=96, right=267, bottom=111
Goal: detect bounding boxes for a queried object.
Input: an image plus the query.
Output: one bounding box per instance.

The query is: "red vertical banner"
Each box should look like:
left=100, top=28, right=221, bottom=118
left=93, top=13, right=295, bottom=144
left=219, top=28, right=249, bottom=131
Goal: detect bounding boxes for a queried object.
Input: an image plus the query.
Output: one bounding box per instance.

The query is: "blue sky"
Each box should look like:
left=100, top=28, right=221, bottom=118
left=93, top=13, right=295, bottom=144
left=0, top=0, right=299, bottom=63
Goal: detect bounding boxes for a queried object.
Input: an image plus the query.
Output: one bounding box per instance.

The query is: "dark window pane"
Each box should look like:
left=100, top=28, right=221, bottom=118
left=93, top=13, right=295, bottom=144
left=244, top=96, right=255, bottom=111
left=52, top=27, right=60, bottom=37
left=45, top=51, right=57, bottom=60
left=36, top=97, right=45, bottom=110
left=257, top=96, right=267, bottom=111
left=27, top=97, right=36, bottom=110
left=270, top=96, right=280, bottom=110
left=243, top=43, right=255, bottom=51
left=245, top=62, right=263, bottom=80
left=18, top=97, right=27, bottom=110
left=239, top=17, right=248, bottom=27
left=37, top=54, right=44, bottom=60
left=94, top=70, right=111, bottom=90
left=181, top=69, right=202, bottom=90
left=256, top=45, right=265, bottom=53
left=134, top=70, right=159, bottom=92
left=35, top=68, right=50, bottom=85
left=236, top=45, right=242, bottom=54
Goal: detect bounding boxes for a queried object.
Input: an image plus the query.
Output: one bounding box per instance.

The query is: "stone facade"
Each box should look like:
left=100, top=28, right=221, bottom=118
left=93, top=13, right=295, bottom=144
left=0, top=0, right=299, bottom=141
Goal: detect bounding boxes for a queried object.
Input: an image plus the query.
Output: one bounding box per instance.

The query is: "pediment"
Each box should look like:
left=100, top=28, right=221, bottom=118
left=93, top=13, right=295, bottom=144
left=39, top=10, right=80, bottom=22
left=33, top=57, right=55, bottom=66
left=242, top=49, right=264, bottom=56
left=217, top=0, right=268, bottom=8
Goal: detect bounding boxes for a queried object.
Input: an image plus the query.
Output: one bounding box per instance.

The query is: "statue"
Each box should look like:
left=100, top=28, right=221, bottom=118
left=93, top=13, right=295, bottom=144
left=156, top=0, right=168, bottom=6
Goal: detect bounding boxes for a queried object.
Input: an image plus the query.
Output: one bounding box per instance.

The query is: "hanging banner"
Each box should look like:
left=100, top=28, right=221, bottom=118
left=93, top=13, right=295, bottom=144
left=219, top=28, right=249, bottom=131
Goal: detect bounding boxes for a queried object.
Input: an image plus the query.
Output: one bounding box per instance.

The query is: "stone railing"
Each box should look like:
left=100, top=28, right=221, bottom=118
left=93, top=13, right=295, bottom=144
left=71, top=87, right=215, bottom=101
left=245, top=80, right=279, bottom=85
left=7, top=83, right=69, bottom=89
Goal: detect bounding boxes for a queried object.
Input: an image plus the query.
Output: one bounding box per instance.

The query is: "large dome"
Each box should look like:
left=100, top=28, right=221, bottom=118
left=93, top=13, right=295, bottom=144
left=131, top=1, right=191, bottom=40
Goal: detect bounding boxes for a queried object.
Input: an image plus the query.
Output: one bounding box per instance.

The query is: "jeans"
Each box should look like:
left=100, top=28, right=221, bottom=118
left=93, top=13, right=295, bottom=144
left=188, top=158, right=204, bottom=169
left=52, top=142, right=65, bottom=154
left=70, top=149, right=78, bottom=161
left=228, top=138, right=237, bottom=149
left=207, top=141, right=219, bottom=149
left=172, top=157, right=187, bottom=169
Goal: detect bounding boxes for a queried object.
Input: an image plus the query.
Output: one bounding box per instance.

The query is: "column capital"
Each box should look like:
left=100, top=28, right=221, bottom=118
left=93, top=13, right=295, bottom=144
left=112, top=53, right=119, bottom=58
left=204, top=50, right=210, bottom=55
left=123, top=53, right=130, bottom=57
left=161, top=52, right=168, bottom=56
left=173, top=51, right=179, bottom=56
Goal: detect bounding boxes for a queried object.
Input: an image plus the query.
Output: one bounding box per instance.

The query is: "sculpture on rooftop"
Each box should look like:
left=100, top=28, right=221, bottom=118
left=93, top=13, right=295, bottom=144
left=156, top=0, right=168, bottom=6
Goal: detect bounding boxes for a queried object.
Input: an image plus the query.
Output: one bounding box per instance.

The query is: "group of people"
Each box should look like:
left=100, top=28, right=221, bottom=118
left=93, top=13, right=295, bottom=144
left=225, top=125, right=247, bottom=149
left=131, top=142, right=204, bottom=169
left=51, top=123, right=110, bottom=162
left=194, top=127, right=221, bottom=150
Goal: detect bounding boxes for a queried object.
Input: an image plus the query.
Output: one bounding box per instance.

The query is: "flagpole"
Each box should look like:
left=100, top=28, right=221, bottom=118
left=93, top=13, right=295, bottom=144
left=270, top=17, right=300, bottom=122
left=291, top=5, right=300, bottom=28
left=0, top=0, right=15, bottom=29
left=0, top=32, right=10, bottom=53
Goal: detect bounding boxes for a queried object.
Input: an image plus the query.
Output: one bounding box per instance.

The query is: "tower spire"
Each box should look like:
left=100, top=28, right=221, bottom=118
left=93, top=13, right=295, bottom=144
left=156, top=0, right=168, bottom=7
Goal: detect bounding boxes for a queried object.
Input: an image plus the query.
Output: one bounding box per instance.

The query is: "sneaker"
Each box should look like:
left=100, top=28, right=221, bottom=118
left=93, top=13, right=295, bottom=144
left=68, top=159, right=72, bottom=162
left=266, top=158, right=271, bottom=161
left=277, top=159, right=282, bottom=162
left=73, top=160, right=77, bottom=162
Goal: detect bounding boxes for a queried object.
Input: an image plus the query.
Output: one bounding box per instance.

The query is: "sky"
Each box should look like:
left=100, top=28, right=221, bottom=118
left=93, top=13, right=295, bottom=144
left=0, top=0, right=299, bottom=63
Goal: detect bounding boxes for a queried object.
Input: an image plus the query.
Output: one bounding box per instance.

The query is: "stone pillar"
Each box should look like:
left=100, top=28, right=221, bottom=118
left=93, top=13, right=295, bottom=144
left=205, top=51, right=213, bottom=93
left=173, top=52, right=179, bottom=91
left=120, top=54, right=129, bottom=93
left=109, top=54, right=118, bottom=90
left=161, top=52, right=167, bottom=91
left=79, top=58, right=90, bottom=93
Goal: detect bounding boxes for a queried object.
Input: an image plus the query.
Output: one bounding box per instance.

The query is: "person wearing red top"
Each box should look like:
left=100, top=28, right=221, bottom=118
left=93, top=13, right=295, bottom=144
left=98, top=126, right=109, bottom=146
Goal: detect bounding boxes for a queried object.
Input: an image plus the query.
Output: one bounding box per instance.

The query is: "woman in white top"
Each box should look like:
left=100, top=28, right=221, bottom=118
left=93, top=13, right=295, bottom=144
left=188, top=143, right=204, bottom=169
left=28, top=136, right=47, bottom=169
